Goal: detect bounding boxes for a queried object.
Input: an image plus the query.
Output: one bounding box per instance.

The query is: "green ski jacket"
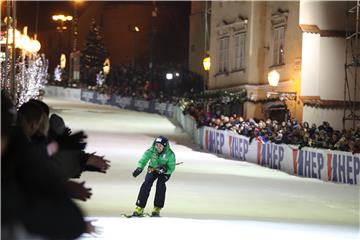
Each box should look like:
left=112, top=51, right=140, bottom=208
left=136, top=140, right=176, bottom=175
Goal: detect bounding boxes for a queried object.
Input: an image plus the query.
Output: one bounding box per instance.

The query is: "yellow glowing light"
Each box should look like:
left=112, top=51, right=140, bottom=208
left=52, top=14, right=73, bottom=22
left=134, top=26, right=140, bottom=32
left=4, top=16, right=12, bottom=24
left=203, top=56, right=211, bottom=71
left=21, top=35, right=31, bottom=51
left=30, top=39, right=41, bottom=53
left=103, top=58, right=111, bottom=75
left=7, top=28, right=22, bottom=47
left=60, top=53, right=66, bottom=69
left=268, top=70, right=280, bottom=87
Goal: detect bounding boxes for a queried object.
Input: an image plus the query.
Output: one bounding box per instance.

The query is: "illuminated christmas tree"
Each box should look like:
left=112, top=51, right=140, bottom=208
left=81, top=18, right=108, bottom=86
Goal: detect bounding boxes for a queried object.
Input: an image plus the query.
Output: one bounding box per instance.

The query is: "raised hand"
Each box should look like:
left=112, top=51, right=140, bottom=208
left=66, top=180, right=92, bottom=201
left=57, top=131, right=87, bottom=151
left=87, top=152, right=111, bottom=173
left=84, top=219, right=102, bottom=237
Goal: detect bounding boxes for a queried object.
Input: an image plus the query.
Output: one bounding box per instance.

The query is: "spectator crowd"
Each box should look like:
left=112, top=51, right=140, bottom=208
left=52, top=63, right=204, bottom=103
left=2, top=91, right=111, bottom=239
left=182, top=99, right=360, bottom=154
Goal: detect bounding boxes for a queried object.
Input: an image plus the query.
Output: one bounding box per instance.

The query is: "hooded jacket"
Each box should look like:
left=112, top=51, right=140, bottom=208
left=136, top=140, right=176, bottom=175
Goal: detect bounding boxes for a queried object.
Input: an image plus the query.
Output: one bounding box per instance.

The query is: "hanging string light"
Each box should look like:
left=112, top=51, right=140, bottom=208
left=54, top=65, right=62, bottom=82
left=96, top=71, right=105, bottom=87
left=17, top=54, right=48, bottom=106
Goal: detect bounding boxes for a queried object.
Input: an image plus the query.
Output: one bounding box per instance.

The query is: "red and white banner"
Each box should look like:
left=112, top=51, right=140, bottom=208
left=198, top=126, right=360, bottom=185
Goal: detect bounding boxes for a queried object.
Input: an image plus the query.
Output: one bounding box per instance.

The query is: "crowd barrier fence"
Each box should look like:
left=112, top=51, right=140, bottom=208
left=45, top=86, right=359, bottom=185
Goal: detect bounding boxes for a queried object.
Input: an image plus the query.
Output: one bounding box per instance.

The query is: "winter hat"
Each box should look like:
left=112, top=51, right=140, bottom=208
left=49, top=113, right=66, bottom=135
left=155, top=136, right=168, bottom=147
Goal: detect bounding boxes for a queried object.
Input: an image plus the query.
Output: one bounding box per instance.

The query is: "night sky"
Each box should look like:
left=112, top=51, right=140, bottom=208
left=3, top=1, right=81, bottom=32
left=2, top=1, right=190, bottom=66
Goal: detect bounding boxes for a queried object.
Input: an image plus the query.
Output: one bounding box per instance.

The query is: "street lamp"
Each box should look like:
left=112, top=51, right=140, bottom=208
left=20, top=34, right=30, bottom=51
left=131, top=26, right=140, bottom=65
left=203, top=55, right=211, bottom=71
left=70, top=1, right=83, bottom=85
left=6, top=28, right=21, bottom=47
left=52, top=14, right=73, bottom=32
left=60, top=53, right=66, bottom=69
left=103, top=58, right=110, bottom=75
left=166, top=73, right=173, bottom=80
left=202, top=54, right=210, bottom=91
left=29, top=35, right=41, bottom=53
left=267, top=70, right=280, bottom=87
left=266, top=70, right=296, bottom=101
left=2, top=26, right=41, bottom=53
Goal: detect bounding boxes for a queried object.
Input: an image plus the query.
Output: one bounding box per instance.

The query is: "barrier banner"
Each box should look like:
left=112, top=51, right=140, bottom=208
left=165, top=104, right=174, bottom=117
left=134, top=99, right=150, bottom=112
left=45, top=86, right=56, bottom=96
left=202, top=127, right=226, bottom=155
left=154, top=102, right=167, bottom=115
left=184, top=114, right=197, bottom=140
left=45, top=86, right=81, bottom=101
left=227, top=132, right=250, bottom=162
left=108, top=94, right=116, bottom=107
left=256, top=141, right=293, bottom=174
left=197, top=126, right=359, bottom=184
left=291, top=148, right=360, bottom=184
left=327, top=151, right=360, bottom=184
left=80, top=90, right=95, bottom=103
left=95, top=93, right=111, bottom=105
left=174, top=106, right=183, bottom=124
left=177, top=109, right=186, bottom=129
left=148, top=100, right=156, bottom=113
left=65, top=88, right=81, bottom=100
left=113, top=95, right=133, bottom=109
left=198, top=127, right=204, bottom=147
left=200, top=127, right=250, bottom=161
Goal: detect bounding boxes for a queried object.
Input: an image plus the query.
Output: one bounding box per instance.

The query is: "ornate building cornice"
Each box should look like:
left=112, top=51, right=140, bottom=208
left=298, top=24, right=346, bottom=38
left=271, top=9, right=289, bottom=28
left=216, top=15, right=248, bottom=36
left=300, top=96, right=360, bottom=109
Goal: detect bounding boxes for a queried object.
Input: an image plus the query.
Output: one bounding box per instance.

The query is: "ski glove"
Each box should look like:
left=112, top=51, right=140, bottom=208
left=157, top=165, right=167, bottom=174
left=132, top=167, right=143, bottom=178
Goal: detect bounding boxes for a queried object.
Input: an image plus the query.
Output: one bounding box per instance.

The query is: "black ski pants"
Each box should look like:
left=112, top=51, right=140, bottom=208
left=136, top=171, right=170, bottom=208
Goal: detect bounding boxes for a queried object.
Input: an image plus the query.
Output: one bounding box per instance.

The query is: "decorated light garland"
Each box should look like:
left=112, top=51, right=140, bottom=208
left=96, top=70, right=105, bottom=87
left=0, top=57, right=11, bottom=91
left=16, top=54, right=48, bottom=107
left=54, top=65, right=62, bottom=82
left=191, top=89, right=248, bottom=104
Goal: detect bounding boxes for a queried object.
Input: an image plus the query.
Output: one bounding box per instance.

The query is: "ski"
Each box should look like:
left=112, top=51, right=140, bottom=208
left=120, top=213, right=160, bottom=218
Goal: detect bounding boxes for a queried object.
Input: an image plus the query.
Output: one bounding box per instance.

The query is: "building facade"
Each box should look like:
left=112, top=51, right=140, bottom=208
left=201, top=1, right=359, bottom=129
left=299, top=1, right=359, bottom=130
left=208, top=1, right=302, bottom=121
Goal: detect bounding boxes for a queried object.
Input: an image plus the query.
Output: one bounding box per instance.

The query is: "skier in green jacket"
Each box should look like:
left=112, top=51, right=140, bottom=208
left=132, top=136, right=176, bottom=217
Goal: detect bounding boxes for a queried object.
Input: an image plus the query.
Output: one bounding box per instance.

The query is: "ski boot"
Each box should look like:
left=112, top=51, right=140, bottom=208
left=151, top=207, right=161, bottom=217
left=132, top=206, right=144, bottom=217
